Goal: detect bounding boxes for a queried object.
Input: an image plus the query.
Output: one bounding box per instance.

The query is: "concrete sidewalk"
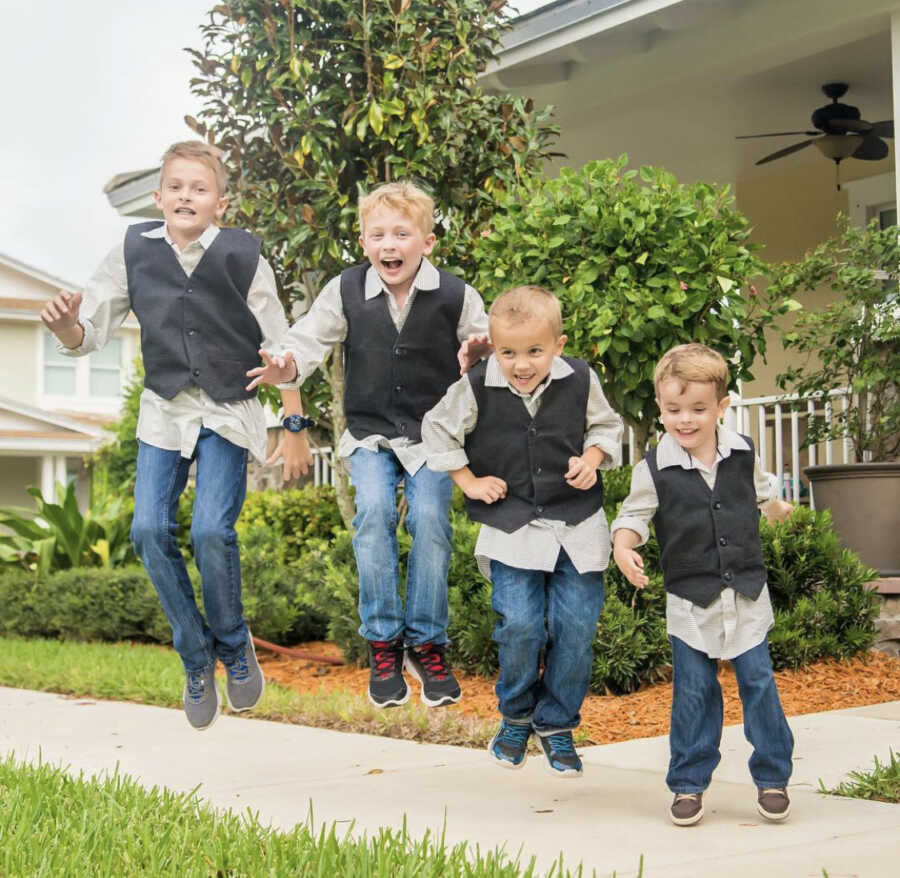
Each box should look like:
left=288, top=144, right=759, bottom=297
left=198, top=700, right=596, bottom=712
left=1, top=686, right=899, bottom=877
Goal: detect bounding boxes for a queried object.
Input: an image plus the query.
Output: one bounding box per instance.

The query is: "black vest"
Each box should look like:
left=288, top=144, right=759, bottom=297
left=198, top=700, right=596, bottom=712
left=646, top=437, right=767, bottom=607
left=340, top=262, right=464, bottom=442
left=124, top=222, right=263, bottom=403
left=464, top=357, right=605, bottom=533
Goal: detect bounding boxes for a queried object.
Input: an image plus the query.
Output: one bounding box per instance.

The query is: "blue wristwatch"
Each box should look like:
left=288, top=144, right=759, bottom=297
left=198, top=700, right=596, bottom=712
left=282, top=414, right=316, bottom=433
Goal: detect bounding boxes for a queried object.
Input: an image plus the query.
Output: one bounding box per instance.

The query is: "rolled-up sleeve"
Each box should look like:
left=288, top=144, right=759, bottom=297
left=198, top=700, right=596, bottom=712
left=283, top=275, right=348, bottom=383
left=610, top=460, right=657, bottom=546
left=456, top=285, right=489, bottom=342
left=421, top=377, right=479, bottom=472
left=584, top=369, right=624, bottom=469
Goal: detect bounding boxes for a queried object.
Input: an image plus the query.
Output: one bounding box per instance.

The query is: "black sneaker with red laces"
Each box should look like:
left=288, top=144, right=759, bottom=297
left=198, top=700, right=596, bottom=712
left=367, top=639, right=409, bottom=708
left=404, top=643, right=462, bottom=707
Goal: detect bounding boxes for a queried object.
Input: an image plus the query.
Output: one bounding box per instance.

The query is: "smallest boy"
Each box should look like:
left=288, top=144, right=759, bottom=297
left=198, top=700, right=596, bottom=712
left=423, top=285, right=623, bottom=777
left=612, top=343, right=793, bottom=826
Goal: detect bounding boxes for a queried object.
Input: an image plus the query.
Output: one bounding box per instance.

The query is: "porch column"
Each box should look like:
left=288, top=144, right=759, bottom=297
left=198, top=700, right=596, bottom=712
left=40, top=455, right=55, bottom=500
left=892, top=13, right=900, bottom=212
left=54, top=456, right=68, bottom=495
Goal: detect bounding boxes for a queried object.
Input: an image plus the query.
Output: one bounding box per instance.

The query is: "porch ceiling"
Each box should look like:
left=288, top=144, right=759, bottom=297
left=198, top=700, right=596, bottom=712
left=485, top=0, right=896, bottom=185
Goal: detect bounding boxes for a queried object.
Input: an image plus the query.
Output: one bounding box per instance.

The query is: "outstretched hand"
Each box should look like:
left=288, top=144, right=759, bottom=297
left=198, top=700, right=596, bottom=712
left=41, top=291, right=84, bottom=347
left=458, top=333, right=492, bottom=375
left=267, top=431, right=313, bottom=482
left=613, top=545, right=649, bottom=589
left=246, top=349, right=297, bottom=390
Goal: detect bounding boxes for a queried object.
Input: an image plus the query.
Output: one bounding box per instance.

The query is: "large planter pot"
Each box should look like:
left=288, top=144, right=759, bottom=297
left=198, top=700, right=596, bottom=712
left=804, top=463, right=900, bottom=577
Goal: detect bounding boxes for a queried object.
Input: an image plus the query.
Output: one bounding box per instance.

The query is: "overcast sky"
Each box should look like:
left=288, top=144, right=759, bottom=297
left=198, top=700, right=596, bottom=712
left=1, top=0, right=548, bottom=287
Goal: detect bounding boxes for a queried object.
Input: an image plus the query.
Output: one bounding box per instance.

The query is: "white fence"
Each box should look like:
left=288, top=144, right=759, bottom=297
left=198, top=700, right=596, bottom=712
left=310, top=387, right=857, bottom=508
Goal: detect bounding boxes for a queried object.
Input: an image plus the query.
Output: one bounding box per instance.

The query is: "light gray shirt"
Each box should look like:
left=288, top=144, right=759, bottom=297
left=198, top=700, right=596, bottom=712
left=284, top=257, right=488, bottom=475
left=60, top=224, right=291, bottom=463
left=611, top=427, right=779, bottom=660
left=422, top=354, right=624, bottom=578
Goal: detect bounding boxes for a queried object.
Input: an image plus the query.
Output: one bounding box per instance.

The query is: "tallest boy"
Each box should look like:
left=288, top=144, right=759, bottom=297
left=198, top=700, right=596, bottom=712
left=248, top=182, right=488, bottom=709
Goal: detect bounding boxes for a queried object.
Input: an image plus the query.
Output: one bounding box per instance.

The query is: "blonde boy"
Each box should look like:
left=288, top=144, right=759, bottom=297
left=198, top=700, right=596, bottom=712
left=41, top=141, right=312, bottom=731
left=422, top=286, right=623, bottom=776
left=612, top=343, right=794, bottom=825
left=247, top=181, right=488, bottom=709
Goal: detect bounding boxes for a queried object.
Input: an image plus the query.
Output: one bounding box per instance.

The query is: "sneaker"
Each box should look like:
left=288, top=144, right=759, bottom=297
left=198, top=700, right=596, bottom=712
left=670, top=792, right=704, bottom=826
left=757, top=787, right=791, bottom=822
left=488, top=719, right=532, bottom=769
left=367, top=639, right=409, bottom=708
left=536, top=730, right=583, bottom=777
left=223, top=634, right=265, bottom=712
left=404, top=643, right=462, bottom=707
left=183, top=665, right=220, bottom=731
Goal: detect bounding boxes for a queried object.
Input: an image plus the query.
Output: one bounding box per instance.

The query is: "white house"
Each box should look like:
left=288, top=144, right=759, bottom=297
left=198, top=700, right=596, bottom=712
left=0, top=252, right=140, bottom=507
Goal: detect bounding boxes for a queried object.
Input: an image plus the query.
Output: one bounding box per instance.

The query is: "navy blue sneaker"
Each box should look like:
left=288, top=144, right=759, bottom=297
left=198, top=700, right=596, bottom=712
left=367, top=639, right=409, bottom=708
left=536, top=730, right=583, bottom=777
left=488, top=719, right=532, bottom=769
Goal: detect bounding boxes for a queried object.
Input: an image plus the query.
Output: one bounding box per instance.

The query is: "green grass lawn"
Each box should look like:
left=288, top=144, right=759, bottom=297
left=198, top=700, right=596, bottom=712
left=820, top=749, right=900, bottom=804
left=0, top=636, right=495, bottom=747
left=0, top=754, right=600, bottom=877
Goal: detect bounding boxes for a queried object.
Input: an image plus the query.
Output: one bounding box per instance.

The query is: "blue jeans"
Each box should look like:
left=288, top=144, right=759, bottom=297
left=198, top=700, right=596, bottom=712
left=490, top=550, right=604, bottom=733
left=348, top=447, right=453, bottom=645
left=667, top=635, right=794, bottom=793
left=131, top=429, right=249, bottom=672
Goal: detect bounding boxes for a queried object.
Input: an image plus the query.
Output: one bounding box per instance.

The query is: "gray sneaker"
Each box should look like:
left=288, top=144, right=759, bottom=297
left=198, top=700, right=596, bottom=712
left=223, top=634, right=265, bottom=712
left=183, top=665, right=220, bottom=731
left=670, top=792, right=704, bottom=826
left=757, top=787, right=791, bottom=822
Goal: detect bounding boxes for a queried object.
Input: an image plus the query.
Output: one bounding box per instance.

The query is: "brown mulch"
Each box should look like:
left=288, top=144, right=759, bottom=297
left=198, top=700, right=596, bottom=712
left=258, top=645, right=900, bottom=746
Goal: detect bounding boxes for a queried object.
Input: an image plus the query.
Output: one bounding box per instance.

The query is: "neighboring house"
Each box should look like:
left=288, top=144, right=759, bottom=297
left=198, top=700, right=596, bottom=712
left=0, top=252, right=140, bottom=507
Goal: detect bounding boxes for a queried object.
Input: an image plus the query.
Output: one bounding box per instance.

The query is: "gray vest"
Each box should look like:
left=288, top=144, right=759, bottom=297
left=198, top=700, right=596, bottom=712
left=463, top=357, right=605, bottom=533
left=124, top=222, right=263, bottom=403
left=646, top=438, right=767, bottom=607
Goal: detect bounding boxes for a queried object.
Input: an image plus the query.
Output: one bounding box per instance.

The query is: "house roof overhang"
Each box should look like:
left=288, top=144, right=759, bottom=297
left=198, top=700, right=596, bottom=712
left=0, top=396, right=109, bottom=455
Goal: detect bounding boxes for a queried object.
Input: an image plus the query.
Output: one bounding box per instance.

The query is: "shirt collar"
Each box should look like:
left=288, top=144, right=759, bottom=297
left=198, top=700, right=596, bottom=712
left=484, top=354, right=574, bottom=400
left=656, top=425, right=750, bottom=471
left=364, top=256, right=439, bottom=300
left=142, top=222, right=220, bottom=251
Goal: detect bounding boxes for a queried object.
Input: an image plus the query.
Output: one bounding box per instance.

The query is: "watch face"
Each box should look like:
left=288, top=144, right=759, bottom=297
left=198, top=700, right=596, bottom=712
left=283, top=414, right=314, bottom=432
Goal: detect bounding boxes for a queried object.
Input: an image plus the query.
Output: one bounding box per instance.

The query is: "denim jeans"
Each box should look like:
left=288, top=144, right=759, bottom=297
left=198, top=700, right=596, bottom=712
left=667, top=635, right=794, bottom=793
left=348, top=447, right=453, bottom=645
left=489, top=549, right=604, bottom=733
left=131, top=429, right=249, bottom=672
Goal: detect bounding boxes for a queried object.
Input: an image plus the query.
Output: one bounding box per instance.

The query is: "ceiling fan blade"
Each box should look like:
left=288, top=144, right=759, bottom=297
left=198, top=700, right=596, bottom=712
left=756, top=139, right=815, bottom=165
left=870, top=120, right=894, bottom=138
left=827, top=118, right=873, bottom=133
left=853, top=135, right=889, bottom=161
left=737, top=130, right=819, bottom=139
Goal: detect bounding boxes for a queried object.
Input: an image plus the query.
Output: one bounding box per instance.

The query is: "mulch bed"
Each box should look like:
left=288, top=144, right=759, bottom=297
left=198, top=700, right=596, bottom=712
left=258, top=645, right=900, bottom=746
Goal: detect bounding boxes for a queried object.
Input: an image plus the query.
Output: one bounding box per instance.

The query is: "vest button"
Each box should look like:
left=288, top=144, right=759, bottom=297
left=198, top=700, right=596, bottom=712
left=536, top=505, right=544, bottom=514
left=712, top=500, right=722, bottom=510
left=394, top=347, right=403, bottom=357
left=535, top=466, right=542, bottom=475
left=719, top=536, right=728, bottom=546
left=398, top=423, right=407, bottom=434
left=723, top=570, right=733, bottom=582
left=394, top=384, right=402, bottom=392
left=528, top=426, right=537, bottom=436
left=192, top=369, right=200, bottom=376
left=186, top=287, right=193, bottom=294
left=187, top=329, right=196, bottom=336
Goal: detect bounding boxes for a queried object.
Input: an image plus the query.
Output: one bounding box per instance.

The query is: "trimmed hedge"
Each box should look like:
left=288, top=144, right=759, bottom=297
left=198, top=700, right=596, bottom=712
left=0, top=479, right=879, bottom=694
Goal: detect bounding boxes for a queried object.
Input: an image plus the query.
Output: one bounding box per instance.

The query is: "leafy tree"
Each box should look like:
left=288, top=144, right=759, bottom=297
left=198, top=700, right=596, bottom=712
left=187, top=0, right=557, bottom=524
left=472, top=157, right=795, bottom=454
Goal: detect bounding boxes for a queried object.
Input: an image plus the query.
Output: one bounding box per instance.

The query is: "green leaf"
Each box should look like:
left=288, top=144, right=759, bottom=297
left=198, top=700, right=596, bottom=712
left=716, top=275, right=734, bottom=294
left=382, top=53, right=405, bottom=69
left=368, top=101, right=384, bottom=136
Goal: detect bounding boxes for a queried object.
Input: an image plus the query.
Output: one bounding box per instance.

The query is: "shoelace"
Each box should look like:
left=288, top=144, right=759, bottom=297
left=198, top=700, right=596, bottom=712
left=546, top=732, right=576, bottom=756
left=225, top=652, right=249, bottom=682
left=413, top=644, right=448, bottom=681
left=759, top=788, right=786, bottom=798
left=371, top=641, right=402, bottom=680
left=499, top=722, right=532, bottom=748
left=674, top=793, right=700, bottom=804
left=186, top=669, right=207, bottom=701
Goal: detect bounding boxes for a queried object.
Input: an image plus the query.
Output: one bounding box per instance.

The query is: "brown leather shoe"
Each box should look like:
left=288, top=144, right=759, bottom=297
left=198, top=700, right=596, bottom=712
left=757, top=787, right=791, bottom=821
left=670, top=792, right=704, bottom=826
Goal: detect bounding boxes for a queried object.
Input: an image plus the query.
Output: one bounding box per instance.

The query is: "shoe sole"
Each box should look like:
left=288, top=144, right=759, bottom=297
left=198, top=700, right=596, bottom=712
left=670, top=805, right=704, bottom=826
left=486, top=739, right=528, bottom=770
left=542, top=761, right=583, bottom=779
left=224, top=637, right=266, bottom=713
left=184, top=681, right=221, bottom=731
left=367, top=686, right=410, bottom=709
left=757, top=801, right=791, bottom=822
left=403, top=655, right=462, bottom=707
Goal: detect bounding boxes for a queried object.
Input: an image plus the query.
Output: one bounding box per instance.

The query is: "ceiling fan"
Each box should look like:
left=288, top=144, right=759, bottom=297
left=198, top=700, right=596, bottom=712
left=737, top=82, right=893, bottom=187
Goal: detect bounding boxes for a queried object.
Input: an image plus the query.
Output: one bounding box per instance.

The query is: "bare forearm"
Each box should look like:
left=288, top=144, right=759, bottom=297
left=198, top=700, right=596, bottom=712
left=613, top=527, right=642, bottom=552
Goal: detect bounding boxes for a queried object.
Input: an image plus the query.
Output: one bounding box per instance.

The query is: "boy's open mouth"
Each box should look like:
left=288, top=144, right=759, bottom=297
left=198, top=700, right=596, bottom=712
left=174, top=207, right=196, bottom=216
left=381, top=258, right=402, bottom=270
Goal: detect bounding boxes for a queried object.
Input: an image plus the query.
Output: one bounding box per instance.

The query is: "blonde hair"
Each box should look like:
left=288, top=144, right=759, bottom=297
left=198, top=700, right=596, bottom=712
left=489, top=285, right=563, bottom=337
left=160, top=141, right=228, bottom=195
left=358, top=181, right=435, bottom=235
left=654, top=343, right=730, bottom=400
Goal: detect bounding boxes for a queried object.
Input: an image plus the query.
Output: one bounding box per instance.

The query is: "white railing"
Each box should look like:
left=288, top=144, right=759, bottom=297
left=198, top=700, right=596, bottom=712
left=311, top=445, right=336, bottom=487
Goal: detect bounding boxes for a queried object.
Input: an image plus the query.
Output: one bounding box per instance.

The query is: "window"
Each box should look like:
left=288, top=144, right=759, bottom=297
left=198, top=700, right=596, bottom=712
left=89, top=338, right=122, bottom=397
left=43, top=332, right=76, bottom=395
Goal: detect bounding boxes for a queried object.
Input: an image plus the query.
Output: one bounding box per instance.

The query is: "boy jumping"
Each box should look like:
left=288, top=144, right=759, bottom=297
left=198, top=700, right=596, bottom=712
left=41, top=141, right=312, bottom=731
left=612, top=343, right=794, bottom=825
left=422, top=285, right=622, bottom=776
left=247, top=181, right=488, bottom=709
